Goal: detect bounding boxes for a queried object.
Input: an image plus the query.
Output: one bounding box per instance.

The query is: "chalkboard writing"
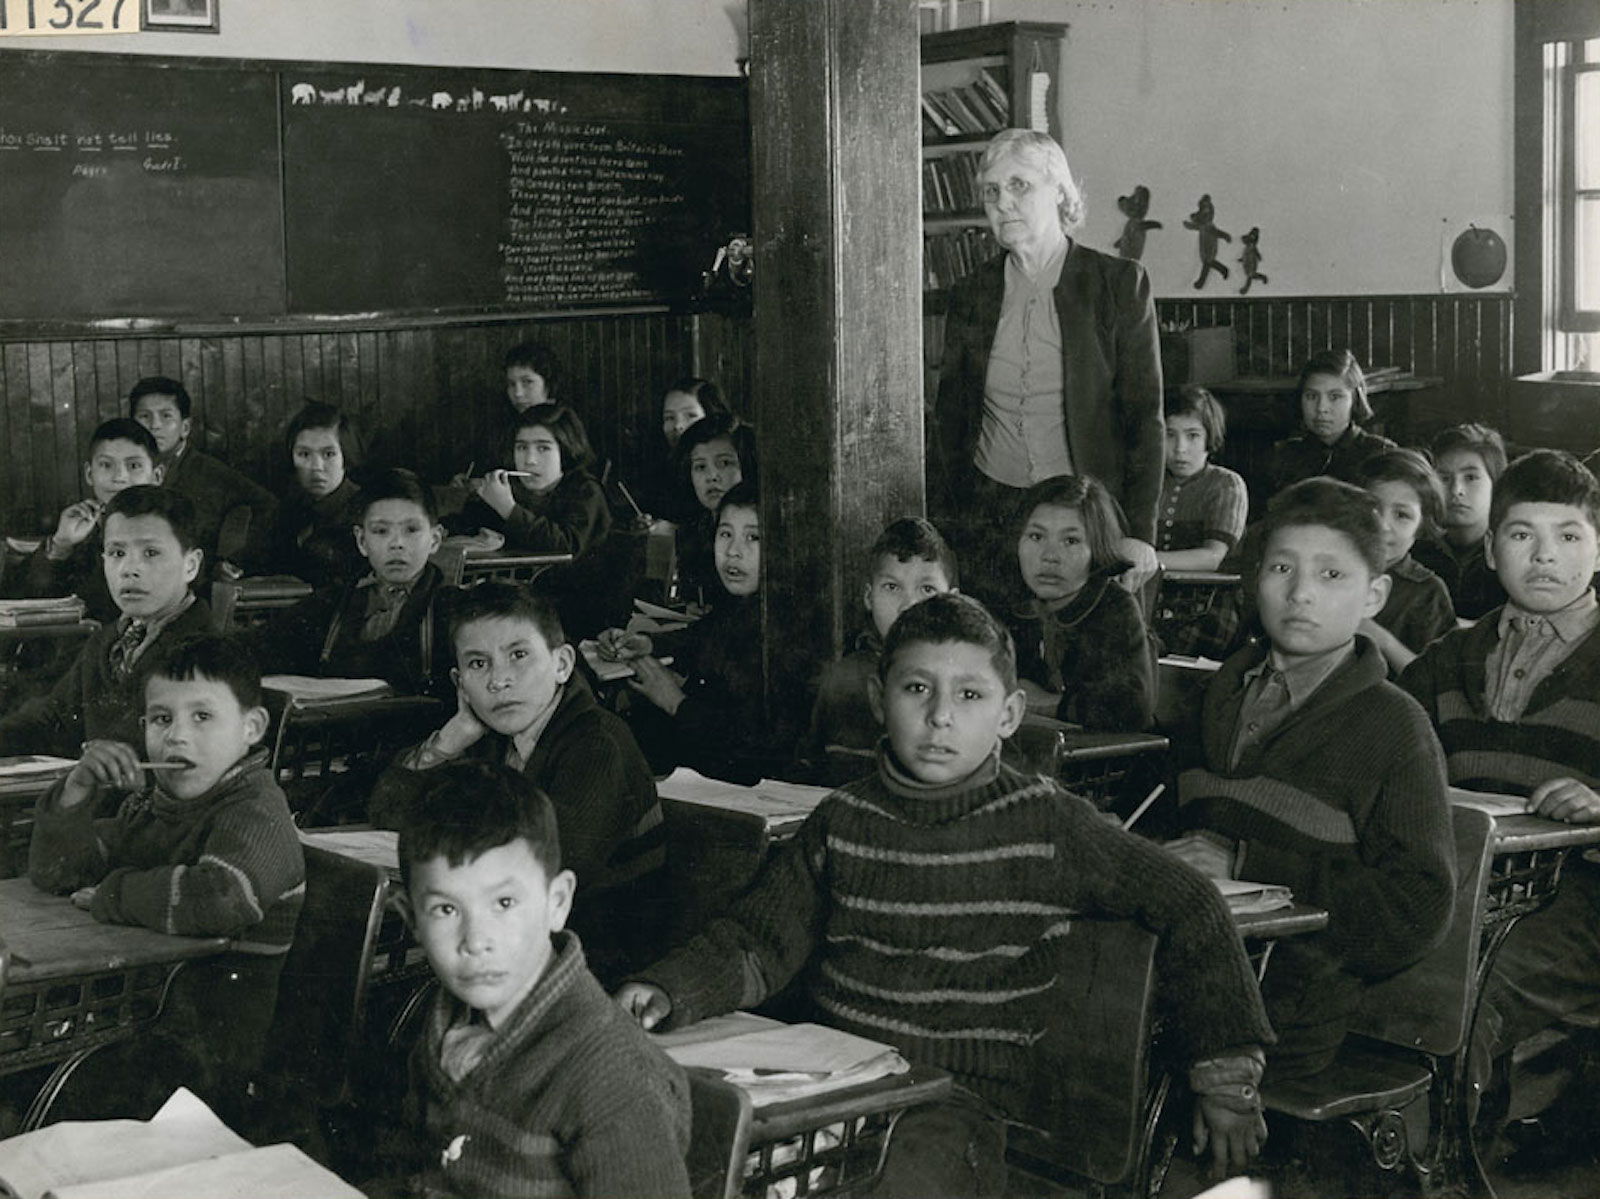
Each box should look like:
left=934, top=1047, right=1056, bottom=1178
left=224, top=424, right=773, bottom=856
left=0, top=56, right=283, bottom=319
left=0, top=52, right=749, bottom=324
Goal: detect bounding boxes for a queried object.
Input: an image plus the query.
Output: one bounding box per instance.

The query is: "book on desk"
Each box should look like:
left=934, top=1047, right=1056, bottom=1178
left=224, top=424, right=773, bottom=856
left=0, top=597, right=87, bottom=628
left=656, top=768, right=830, bottom=839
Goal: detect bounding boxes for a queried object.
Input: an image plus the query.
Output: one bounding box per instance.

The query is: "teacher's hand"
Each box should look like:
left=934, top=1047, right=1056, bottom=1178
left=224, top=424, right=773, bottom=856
left=1117, top=537, right=1159, bottom=596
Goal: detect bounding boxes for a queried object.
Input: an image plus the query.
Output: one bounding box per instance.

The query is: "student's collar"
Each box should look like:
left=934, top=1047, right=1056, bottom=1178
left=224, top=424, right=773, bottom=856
left=145, top=746, right=270, bottom=819
left=878, top=740, right=1002, bottom=802
left=1497, top=588, right=1599, bottom=643
left=122, top=590, right=195, bottom=636
left=357, top=570, right=423, bottom=595
left=163, top=440, right=189, bottom=471
left=508, top=683, right=565, bottom=765
left=1244, top=638, right=1355, bottom=708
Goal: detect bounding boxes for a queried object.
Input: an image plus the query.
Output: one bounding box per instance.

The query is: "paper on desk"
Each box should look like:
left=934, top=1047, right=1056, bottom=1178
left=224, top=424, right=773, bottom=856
left=1447, top=786, right=1531, bottom=817
left=0, top=755, right=76, bottom=778
left=579, top=640, right=637, bottom=682
left=50, top=1143, right=362, bottom=1199
left=660, top=1021, right=908, bottom=1107
left=656, top=767, right=829, bottom=828
left=298, top=827, right=399, bottom=875
left=0, top=1088, right=247, bottom=1199
left=261, top=675, right=392, bottom=705
left=1213, top=877, right=1293, bottom=915
left=633, top=598, right=699, bottom=624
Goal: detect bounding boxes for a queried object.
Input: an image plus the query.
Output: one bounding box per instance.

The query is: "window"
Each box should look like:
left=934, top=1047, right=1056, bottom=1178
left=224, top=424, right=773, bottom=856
left=1531, top=36, right=1600, bottom=373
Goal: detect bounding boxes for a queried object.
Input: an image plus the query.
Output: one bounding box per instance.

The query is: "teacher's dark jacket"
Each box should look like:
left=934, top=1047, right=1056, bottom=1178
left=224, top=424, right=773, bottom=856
left=932, top=241, right=1164, bottom=542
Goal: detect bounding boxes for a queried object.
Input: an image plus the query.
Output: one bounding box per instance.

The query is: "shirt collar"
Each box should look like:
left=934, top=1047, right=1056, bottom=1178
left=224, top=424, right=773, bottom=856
left=1497, top=588, right=1600, bottom=642
left=357, top=571, right=419, bottom=596
left=509, top=684, right=564, bottom=764
left=119, top=590, right=195, bottom=638
left=1004, top=236, right=1069, bottom=289
left=1241, top=639, right=1355, bottom=707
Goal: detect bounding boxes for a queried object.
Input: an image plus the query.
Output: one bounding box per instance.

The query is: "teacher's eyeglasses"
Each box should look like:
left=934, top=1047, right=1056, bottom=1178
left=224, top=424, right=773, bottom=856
left=980, top=177, right=1034, bottom=205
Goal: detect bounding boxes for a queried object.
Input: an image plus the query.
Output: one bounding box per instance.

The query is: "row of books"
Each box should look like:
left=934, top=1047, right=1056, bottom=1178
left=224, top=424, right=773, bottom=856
left=919, top=69, right=1010, bottom=139
left=922, top=150, right=986, bottom=216
left=0, top=596, right=86, bottom=628
left=924, top=227, right=998, bottom=292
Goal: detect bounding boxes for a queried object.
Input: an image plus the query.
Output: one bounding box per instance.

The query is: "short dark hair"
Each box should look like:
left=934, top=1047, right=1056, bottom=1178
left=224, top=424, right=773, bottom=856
left=1164, top=385, right=1227, bottom=452
left=127, top=376, right=192, bottom=420
left=1296, top=349, right=1372, bottom=423
left=880, top=592, right=1018, bottom=692
left=447, top=581, right=565, bottom=659
left=1358, top=447, right=1446, bottom=535
left=397, top=761, right=562, bottom=892
left=1260, top=477, right=1386, bottom=577
left=1490, top=448, right=1600, bottom=533
left=284, top=400, right=363, bottom=470
left=104, top=484, right=200, bottom=554
left=1012, top=474, right=1129, bottom=576
left=674, top=412, right=759, bottom=499
left=143, top=633, right=262, bottom=711
left=665, top=377, right=731, bottom=422
left=511, top=402, right=596, bottom=474
left=1432, top=422, right=1509, bottom=481
left=358, top=467, right=438, bottom=523
left=89, top=418, right=160, bottom=463
left=503, top=342, right=562, bottom=398
left=715, top=479, right=759, bottom=524
left=868, top=517, right=959, bottom=589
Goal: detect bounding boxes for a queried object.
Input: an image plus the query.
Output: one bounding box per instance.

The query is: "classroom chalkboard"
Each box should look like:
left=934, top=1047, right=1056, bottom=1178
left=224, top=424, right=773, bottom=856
left=0, top=52, right=750, bottom=323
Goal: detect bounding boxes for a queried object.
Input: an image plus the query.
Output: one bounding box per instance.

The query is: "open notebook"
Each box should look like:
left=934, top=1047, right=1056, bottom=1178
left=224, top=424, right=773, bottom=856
left=1213, top=876, right=1293, bottom=915
left=0, top=1088, right=360, bottom=1199
left=1447, top=786, right=1531, bottom=817
left=261, top=675, right=392, bottom=706
left=655, top=1013, right=908, bottom=1108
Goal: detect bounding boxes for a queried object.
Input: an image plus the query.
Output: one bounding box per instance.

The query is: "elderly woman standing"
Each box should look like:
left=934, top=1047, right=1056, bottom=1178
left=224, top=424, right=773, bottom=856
left=932, top=129, right=1163, bottom=593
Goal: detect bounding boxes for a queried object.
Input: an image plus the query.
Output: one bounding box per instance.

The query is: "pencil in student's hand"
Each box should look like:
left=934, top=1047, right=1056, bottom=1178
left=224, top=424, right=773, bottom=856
left=1121, top=783, right=1166, bottom=831
left=504, top=471, right=534, bottom=478
left=617, top=479, right=645, bottom=519
left=137, top=761, right=187, bottom=770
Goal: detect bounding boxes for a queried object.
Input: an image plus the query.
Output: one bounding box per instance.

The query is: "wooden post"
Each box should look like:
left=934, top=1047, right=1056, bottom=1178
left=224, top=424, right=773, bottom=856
left=748, top=0, right=924, bottom=725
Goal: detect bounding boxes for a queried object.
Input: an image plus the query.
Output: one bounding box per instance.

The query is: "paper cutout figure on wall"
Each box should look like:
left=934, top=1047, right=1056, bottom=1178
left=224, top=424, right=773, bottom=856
left=1113, top=185, right=1162, bottom=261
left=1238, top=227, right=1268, bottom=294
left=1183, top=195, right=1232, bottom=290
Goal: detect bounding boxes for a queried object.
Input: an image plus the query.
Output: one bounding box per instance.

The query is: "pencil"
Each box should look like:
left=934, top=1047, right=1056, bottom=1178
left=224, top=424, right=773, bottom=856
left=617, top=479, right=645, bottom=519
left=504, top=471, right=534, bottom=478
left=1121, top=783, right=1166, bottom=831
left=138, top=761, right=187, bottom=770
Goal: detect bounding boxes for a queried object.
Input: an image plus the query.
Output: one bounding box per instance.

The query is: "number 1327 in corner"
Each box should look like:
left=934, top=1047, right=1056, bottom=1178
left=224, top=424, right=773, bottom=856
left=0, top=0, right=136, bottom=35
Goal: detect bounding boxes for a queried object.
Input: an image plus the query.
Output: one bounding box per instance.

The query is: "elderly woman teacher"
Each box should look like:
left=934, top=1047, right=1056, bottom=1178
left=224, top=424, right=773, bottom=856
left=932, top=129, right=1163, bottom=585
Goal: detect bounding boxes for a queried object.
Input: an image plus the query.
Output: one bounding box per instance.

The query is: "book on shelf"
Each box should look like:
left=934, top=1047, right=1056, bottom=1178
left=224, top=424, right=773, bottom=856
left=924, top=227, right=998, bottom=291
left=656, top=1013, right=909, bottom=1108
left=0, top=1087, right=361, bottom=1199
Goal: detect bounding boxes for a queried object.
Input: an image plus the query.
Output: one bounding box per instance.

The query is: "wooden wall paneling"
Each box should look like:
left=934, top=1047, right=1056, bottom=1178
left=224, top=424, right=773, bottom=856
left=70, top=342, right=99, bottom=468
left=1, top=345, right=28, bottom=532
left=92, top=341, right=120, bottom=429
left=38, top=343, right=73, bottom=513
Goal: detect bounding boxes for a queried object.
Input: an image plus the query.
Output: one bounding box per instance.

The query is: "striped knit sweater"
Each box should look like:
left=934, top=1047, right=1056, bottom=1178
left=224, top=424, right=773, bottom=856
left=409, top=931, right=691, bottom=1199
left=1399, top=604, right=1600, bottom=793
left=28, top=747, right=306, bottom=954
left=1180, top=637, right=1455, bottom=978
left=638, top=751, right=1272, bottom=1117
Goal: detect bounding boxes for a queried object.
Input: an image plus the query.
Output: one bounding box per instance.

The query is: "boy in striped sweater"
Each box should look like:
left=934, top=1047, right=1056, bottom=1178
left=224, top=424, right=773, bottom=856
left=1400, top=449, right=1600, bottom=1134
left=28, top=633, right=305, bottom=1118
left=618, top=592, right=1274, bottom=1192
left=1168, top=479, right=1455, bottom=1084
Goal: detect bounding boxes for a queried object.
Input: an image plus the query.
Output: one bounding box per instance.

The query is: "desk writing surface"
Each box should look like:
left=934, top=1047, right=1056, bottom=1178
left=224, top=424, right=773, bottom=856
left=297, top=828, right=400, bottom=879
left=1483, top=813, right=1600, bottom=854
left=0, top=879, right=228, bottom=983
left=656, top=768, right=830, bottom=836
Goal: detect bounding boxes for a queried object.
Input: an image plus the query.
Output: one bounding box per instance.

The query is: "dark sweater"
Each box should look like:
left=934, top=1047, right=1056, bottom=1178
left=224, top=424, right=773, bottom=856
left=21, top=525, right=115, bottom=622
left=672, top=593, right=795, bottom=780
left=1399, top=604, right=1600, bottom=794
left=369, top=680, right=667, bottom=980
left=163, top=445, right=278, bottom=569
left=262, top=478, right=365, bottom=586
left=0, top=598, right=214, bottom=758
left=806, top=630, right=884, bottom=756
left=1376, top=553, right=1456, bottom=656
left=638, top=749, right=1272, bottom=1117
left=1411, top=535, right=1508, bottom=622
left=1267, top=424, right=1396, bottom=496
left=252, top=564, right=454, bottom=699
left=1179, top=637, right=1455, bottom=978
left=456, top=471, right=611, bottom=561
left=405, top=931, right=691, bottom=1199
left=1008, top=570, right=1155, bottom=731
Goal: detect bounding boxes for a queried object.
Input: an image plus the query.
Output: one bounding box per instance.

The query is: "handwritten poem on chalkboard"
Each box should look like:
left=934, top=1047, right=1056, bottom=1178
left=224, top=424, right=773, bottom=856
left=500, top=121, right=688, bottom=306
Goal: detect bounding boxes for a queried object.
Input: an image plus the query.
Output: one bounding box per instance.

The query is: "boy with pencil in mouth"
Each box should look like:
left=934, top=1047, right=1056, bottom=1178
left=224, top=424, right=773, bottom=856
left=619, top=592, right=1272, bottom=1190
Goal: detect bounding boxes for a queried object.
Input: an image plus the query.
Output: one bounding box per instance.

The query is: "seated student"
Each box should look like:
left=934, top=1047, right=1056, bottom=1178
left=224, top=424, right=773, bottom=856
left=252, top=468, right=452, bottom=698
left=0, top=486, right=213, bottom=761
left=368, top=583, right=665, bottom=985
left=1399, top=449, right=1600, bottom=1128
left=1006, top=474, right=1155, bottom=732
left=1355, top=448, right=1456, bottom=674
left=383, top=762, right=690, bottom=1199
left=648, top=377, right=731, bottom=519
left=129, top=376, right=276, bottom=576
left=601, top=482, right=792, bottom=782
left=1168, top=477, right=1455, bottom=1082
left=1266, top=349, right=1396, bottom=497
left=669, top=412, right=757, bottom=605
left=1411, top=422, right=1510, bottom=621
left=261, top=401, right=365, bottom=587
left=15, top=418, right=164, bottom=623
left=454, top=402, right=612, bottom=561
left=618, top=593, right=1275, bottom=1189
left=806, top=516, right=958, bottom=760
left=1156, top=386, right=1248, bottom=572
left=28, top=633, right=305, bottom=1115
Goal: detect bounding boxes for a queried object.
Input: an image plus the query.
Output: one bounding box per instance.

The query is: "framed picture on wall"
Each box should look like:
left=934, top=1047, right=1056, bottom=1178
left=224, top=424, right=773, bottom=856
left=143, top=0, right=219, bottom=33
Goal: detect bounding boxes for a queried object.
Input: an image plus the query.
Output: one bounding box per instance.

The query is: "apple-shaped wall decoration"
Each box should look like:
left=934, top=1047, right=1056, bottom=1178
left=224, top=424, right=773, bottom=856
left=1451, top=225, right=1508, bottom=290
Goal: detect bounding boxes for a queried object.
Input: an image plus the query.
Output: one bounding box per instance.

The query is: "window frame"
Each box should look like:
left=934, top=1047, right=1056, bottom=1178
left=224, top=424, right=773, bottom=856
left=1557, top=47, right=1600, bottom=333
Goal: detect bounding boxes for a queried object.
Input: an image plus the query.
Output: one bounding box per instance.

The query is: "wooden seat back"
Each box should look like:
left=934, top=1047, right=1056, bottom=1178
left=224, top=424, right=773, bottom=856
left=267, top=692, right=445, bottom=823
left=687, top=1071, right=754, bottom=1199
left=210, top=576, right=312, bottom=634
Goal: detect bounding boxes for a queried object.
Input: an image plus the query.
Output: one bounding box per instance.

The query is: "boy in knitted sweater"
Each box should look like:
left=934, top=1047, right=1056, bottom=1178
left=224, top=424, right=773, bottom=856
left=618, top=592, right=1274, bottom=1191
left=1400, top=449, right=1600, bottom=1129
left=388, top=761, right=690, bottom=1199
left=1169, top=478, right=1455, bottom=1083
left=28, top=633, right=305, bottom=1117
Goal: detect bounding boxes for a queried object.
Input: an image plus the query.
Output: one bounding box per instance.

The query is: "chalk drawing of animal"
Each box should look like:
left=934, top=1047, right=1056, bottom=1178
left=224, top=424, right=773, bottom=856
left=290, top=82, right=316, bottom=105
left=318, top=88, right=345, bottom=105
left=431, top=91, right=454, bottom=110
left=345, top=80, right=365, bottom=105
left=490, top=95, right=511, bottom=113
left=472, top=89, right=485, bottom=111
left=363, top=86, right=389, bottom=106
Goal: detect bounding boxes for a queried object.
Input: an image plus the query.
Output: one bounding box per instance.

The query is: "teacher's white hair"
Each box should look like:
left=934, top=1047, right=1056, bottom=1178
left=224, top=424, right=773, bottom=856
left=981, top=129, right=1085, bottom=233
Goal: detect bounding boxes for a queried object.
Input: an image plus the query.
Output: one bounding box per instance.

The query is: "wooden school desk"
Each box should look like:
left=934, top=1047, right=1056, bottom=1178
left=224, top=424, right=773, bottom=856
left=0, top=619, right=99, bottom=714
left=0, top=877, right=230, bottom=1127
left=209, top=576, right=313, bottom=634
left=0, top=757, right=73, bottom=880
left=431, top=545, right=572, bottom=587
